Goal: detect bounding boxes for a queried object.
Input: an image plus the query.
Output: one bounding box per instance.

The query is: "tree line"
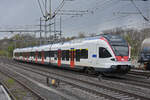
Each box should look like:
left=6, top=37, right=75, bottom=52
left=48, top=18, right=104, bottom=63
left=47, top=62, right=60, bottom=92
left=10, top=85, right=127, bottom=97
left=0, top=27, right=149, bottom=59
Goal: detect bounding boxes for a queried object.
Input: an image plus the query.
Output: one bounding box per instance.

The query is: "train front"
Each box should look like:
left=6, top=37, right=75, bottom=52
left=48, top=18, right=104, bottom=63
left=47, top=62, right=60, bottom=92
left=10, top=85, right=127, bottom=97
left=99, top=35, right=132, bottom=75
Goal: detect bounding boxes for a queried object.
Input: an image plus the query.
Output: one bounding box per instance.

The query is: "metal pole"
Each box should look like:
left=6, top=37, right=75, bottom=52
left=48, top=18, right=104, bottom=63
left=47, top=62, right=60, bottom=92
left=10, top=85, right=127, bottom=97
left=40, top=17, right=42, bottom=45
left=60, top=15, right=62, bottom=39
left=45, top=0, right=47, bottom=43
left=49, top=0, right=52, bottom=41
left=54, top=17, right=56, bottom=39
left=146, top=0, right=149, bottom=19
left=45, top=20, right=47, bottom=41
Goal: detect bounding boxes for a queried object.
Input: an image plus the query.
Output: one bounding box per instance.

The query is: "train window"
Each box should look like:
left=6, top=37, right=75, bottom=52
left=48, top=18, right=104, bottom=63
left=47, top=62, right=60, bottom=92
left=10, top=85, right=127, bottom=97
left=76, top=49, right=80, bottom=61
left=26, top=52, right=28, bottom=57
left=26, top=52, right=27, bottom=57
left=31, top=52, right=34, bottom=57
left=29, top=52, right=31, bottom=57
left=24, top=53, right=26, bottom=57
left=35, top=52, right=38, bottom=58
left=38, top=52, right=42, bottom=59
left=27, top=52, right=29, bottom=57
left=62, top=50, right=66, bottom=61
left=49, top=51, right=51, bottom=57
left=66, top=50, right=69, bottom=61
left=25, top=52, right=26, bottom=57
left=54, top=51, right=57, bottom=60
left=25, top=52, right=27, bottom=57
left=99, top=47, right=112, bottom=58
left=24, top=53, right=25, bottom=57
left=49, top=51, right=53, bottom=57
left=23, top=53, right=25, bottom=57
left=44, top=51, right=49, bottom=59
left=22, top=53, right=24, bottom=57
left=81, top=49, right=88, bottom=59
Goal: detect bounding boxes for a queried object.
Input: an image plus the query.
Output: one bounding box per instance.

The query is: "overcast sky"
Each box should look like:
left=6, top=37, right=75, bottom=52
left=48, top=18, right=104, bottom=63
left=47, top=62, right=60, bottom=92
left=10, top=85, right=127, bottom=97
left=0, top=0, right=149, bottom=39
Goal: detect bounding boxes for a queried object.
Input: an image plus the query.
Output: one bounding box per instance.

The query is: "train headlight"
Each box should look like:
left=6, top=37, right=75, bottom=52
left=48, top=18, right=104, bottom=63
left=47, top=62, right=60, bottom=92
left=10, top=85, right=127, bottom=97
left=111, top=65, right=117, bottom=69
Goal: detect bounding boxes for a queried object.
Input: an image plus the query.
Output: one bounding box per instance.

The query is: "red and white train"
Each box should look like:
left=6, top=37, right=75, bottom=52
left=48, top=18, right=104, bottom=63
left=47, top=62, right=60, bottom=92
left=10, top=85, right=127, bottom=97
left=13, top=34, right=132, bottom=75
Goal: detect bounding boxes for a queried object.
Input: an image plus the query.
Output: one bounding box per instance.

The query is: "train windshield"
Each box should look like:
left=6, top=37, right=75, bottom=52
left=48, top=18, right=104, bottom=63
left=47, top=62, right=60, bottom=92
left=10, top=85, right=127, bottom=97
left=112, top=45, right=129, bottom=56
left=103, top=35, right=129, bottom=56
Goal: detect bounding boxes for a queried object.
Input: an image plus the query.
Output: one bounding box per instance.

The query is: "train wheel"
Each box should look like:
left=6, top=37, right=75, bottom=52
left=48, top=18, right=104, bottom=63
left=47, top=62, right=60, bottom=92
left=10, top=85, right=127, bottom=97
left=84, top=67, right=96, bottom=75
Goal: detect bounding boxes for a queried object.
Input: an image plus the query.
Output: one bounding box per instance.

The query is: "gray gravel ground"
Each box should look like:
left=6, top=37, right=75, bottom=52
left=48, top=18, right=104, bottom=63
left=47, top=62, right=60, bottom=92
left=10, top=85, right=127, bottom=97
left=3, top=62, right=150, bottom=100
left=0, top=72, right=38, bottom=100
left=1, top=58, right=150, bottom=100
left=3, top=63, right=109, bottom=100
left=0, top=65, right=75, bottom=100
left=15, top=61, right=150, bottom=99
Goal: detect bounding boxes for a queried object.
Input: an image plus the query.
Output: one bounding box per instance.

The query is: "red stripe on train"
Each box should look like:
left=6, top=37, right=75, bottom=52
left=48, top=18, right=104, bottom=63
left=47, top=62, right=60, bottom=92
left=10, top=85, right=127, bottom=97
left=35, top=52, right=38, bottom=63
left=70, top=50, right=75, bottom=68
left=41, top=51, right=44, bottom=64
left=58, top=50, right=61, bottom=67
left=100, top=37, right=115, bottom=56
left=116, top=56, right=128, bottom=61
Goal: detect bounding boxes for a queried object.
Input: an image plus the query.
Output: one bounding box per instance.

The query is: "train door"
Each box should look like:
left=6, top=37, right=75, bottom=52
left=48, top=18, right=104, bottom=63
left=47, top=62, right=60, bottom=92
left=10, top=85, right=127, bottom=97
left=23, top=53, right=25, bottom=61
left=57, top=49, right=61, bottom=66
left=27, top=52, right=29, bottom=62
left=49, top=51, right=51, bottom=64
left=70, top=49, right=75, bottom=68
left=41, top=51, right=44, bottom=64
left=97, top=46, right=112, bottom=67
left=35, top=51, right=38, bottom=63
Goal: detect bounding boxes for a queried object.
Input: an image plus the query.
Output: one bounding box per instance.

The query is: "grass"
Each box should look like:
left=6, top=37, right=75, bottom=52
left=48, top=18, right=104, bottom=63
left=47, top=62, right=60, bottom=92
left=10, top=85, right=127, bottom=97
left=5, top=78, right=28, bottom=100
left=6, top=78, right=15, bottom=86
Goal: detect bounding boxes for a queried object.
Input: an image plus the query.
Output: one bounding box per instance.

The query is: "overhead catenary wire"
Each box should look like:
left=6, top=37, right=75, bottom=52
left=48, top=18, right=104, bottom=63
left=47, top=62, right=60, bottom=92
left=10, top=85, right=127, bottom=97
left=60, top=0, right=122, bottom=29
left=130, top=0, right=149, bottom=21
left=52, top=0, right=66, bottom=18
left=42, top=0, right=48, bottom=16
left=60, top=0, right=145, bottom=36
left=35, top=0, right=148, bottom=39
left=61, top=0, right=120, bottom=23
left=37, top=0, right=45, bottom=18
left=56, top=0, right=115, bottom=24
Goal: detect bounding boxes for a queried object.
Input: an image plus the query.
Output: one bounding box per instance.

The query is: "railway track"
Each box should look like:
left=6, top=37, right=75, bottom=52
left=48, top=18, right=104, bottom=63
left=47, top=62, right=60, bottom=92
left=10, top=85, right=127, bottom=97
left=10, top=59, right=150, bottom=89
left=103, top=75, right=150, bottom=89
left=128, top=70, right=150, bottom=78
left=0, top=68, right=45, bottom=100
left=0, top=82, right=16, bottom=100
left=4, top=63, right=118, bottom=100
left=2, top=59, right=150, bottom=100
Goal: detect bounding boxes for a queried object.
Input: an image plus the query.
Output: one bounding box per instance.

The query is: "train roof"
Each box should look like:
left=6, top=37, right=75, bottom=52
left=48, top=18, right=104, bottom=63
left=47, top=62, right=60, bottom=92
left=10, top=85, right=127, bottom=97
left=14, top=34, right=124, bottom=52
left=141, top=38, right=150, bottom=48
